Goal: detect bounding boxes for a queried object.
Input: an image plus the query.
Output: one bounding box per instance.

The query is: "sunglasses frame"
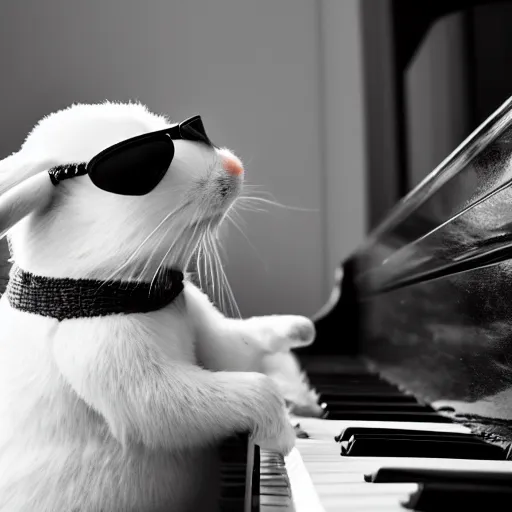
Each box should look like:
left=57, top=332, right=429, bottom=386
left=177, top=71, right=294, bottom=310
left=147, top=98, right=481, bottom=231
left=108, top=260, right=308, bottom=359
left=48, top=115, right=214, bottom=195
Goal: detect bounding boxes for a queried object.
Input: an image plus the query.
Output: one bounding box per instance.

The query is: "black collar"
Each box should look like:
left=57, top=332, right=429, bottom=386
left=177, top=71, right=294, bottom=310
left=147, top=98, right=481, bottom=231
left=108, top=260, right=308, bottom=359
left=6, top=265, right=184, bottom=321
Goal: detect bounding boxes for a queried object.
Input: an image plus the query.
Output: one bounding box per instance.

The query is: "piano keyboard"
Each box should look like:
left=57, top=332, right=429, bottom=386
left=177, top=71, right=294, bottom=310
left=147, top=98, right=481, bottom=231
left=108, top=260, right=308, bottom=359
left=242, top=357, right=512, bottom=511
left=270, top=419, right=512, bottom=511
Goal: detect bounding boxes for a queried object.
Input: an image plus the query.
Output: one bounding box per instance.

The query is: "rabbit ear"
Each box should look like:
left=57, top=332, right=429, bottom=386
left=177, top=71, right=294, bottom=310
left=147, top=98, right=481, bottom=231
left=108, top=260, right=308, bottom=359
left=0, top=155, right=57, bottom=238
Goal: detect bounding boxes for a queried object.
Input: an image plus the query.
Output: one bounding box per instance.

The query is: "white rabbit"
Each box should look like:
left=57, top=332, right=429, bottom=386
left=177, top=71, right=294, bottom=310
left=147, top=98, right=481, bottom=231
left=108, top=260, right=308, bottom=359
left=0, top=102, right=316, bottom=512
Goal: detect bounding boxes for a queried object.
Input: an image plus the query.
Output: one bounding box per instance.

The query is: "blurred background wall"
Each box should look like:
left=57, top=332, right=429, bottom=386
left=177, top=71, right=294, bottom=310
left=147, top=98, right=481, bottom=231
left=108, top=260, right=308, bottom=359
left=0, top=0, right=367, bottom=317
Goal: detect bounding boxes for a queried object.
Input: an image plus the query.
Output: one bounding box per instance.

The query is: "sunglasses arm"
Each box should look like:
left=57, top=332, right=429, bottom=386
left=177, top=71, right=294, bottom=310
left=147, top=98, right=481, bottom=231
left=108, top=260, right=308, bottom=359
left=48, top=163, right=88, bottom=186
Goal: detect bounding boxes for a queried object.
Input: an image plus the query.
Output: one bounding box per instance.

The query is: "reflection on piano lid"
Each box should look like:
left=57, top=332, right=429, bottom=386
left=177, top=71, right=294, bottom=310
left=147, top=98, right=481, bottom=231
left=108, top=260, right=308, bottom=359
left=306, top=95, right=512, bottom=441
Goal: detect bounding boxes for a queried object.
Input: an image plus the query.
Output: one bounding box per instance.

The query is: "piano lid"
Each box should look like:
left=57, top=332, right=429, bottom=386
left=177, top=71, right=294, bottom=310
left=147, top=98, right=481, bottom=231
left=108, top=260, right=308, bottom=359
left=348, top=96, right=512, bottom=438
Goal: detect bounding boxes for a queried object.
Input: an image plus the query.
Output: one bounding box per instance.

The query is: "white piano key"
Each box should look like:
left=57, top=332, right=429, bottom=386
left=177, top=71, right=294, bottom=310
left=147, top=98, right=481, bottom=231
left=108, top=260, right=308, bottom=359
left=284, top=447, right=326, bottom=512
left=260, top=494, right=292, bottom=507
left=260, top=486, right=291, bottom=496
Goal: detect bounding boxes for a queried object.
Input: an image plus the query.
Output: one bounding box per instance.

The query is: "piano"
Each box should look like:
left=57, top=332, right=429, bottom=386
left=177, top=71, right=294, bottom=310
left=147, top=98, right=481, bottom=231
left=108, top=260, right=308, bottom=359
left=219, top=2, right=512, bottom=510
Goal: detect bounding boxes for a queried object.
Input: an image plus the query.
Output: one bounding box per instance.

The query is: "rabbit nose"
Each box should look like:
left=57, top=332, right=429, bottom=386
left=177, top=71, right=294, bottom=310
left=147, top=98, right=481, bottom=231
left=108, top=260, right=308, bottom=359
left=221, top=155, right=244, bottom=177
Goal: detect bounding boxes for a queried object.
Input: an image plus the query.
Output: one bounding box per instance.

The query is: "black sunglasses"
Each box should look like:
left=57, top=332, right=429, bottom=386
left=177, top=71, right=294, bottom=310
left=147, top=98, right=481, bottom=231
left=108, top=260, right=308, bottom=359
left=48, top=115, right=214, bottom=196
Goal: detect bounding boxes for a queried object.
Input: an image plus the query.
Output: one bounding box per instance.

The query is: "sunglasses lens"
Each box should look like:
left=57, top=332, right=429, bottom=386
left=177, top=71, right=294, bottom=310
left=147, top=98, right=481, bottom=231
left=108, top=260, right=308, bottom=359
left=179, top=116, right=213, bottom=146
left=89, top=135, right=174, bottom=195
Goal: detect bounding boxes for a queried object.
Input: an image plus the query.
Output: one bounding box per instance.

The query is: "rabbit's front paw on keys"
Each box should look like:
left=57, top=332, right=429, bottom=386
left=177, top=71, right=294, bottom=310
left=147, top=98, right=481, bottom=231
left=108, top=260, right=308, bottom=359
left=246, top=373, right=297, bottom=456
left=252, top=418, right=296, bottom=455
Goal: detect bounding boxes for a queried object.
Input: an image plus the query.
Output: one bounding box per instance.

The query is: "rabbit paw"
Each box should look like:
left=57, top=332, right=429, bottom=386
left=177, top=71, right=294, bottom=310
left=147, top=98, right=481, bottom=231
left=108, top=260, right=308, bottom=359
left=246, top=315, right=316, bottom=353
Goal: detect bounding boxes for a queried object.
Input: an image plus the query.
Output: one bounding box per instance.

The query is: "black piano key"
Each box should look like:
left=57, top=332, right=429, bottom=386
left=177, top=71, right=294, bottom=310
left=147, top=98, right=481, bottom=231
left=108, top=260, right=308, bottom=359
left=314, top=373, right=400, bottom=382
left=313, top=374, right=391, bottom=382
left=318, top=384, right=390, bottom=391
left=402, top=483, right=512, bottom=511
left=320, top=390, right=412, bottom=401
left=320, top=392, right=419, bottom=403
left=320, top=389, right=404, bottom=398
left=335, top=427, right=475, bottom=443
left=345, top=432, right=485, bottom=445
left=306, top=371, right=381, bottom=381
left=313, top=379, right=386, bottom=388
left=327, top=410, right=453, bottom=422
left=365, top=466, right=512, bottom=484
left=322, top=401, right=432, bottom=411
left=341, top=436, right=506, bottom=459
